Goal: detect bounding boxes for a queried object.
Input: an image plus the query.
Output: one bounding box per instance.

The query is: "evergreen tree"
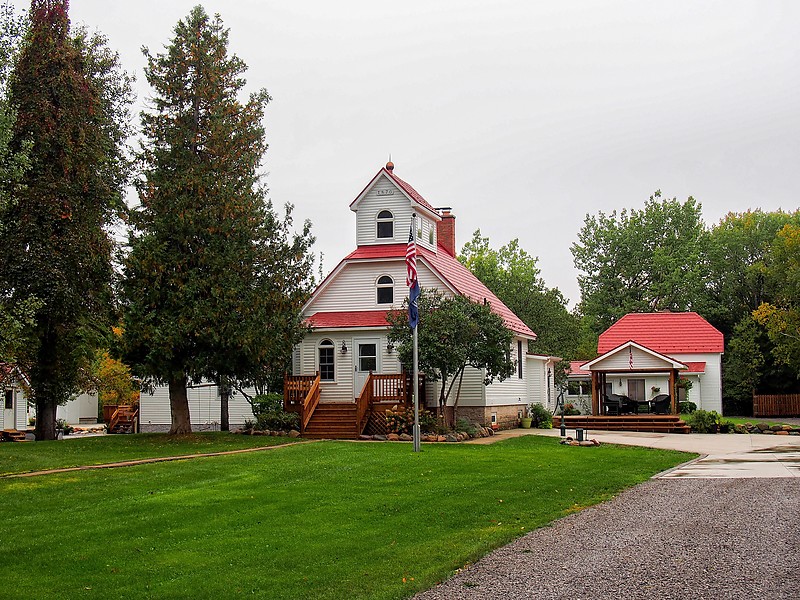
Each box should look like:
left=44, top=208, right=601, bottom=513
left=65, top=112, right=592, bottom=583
left=121, top=6, right=314, bottom=434
left=0, top=0, right=132, bottom=440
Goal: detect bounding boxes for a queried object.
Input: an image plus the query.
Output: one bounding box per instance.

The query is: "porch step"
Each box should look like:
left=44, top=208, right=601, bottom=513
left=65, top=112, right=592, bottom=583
left=303, top=403, right=360, bottom=439
left=553, top=415, right=691, bottom=434
left=2, top=429, right=29, bottom=442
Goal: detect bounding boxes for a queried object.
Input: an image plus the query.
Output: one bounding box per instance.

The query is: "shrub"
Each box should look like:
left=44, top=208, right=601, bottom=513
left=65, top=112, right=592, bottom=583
left=685, top=410, right=725, bottom=433
left=455, top=418, right=478, bottom=437
left=563, top=403, right=580, bottom=416
left=529, top=403, right=552, bottom=429
left=243, top=418, right=255, bottom=431
left=385, top=406, right=438, bottom=434
left=679, top=401, right=697, bottom=414
left=55, top=418, right=74, bottom=435
left=251, top=393, right=300, bottom=431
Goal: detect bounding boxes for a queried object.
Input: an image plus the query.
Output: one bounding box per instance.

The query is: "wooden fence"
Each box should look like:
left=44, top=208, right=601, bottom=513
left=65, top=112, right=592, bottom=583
left=753, top=393, right=800, bottom=417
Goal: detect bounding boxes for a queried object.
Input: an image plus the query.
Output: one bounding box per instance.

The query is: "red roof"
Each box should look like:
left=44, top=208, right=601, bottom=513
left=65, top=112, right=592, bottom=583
left=350, top=167, right=439, bottom=218
left=598, top=312, right=723, bottom=354
left=342, top=244, right=536, bottom=338
left=306, top=310, right=390, bottom=328
left=682, top=361, right=706, bottom=373
left=568, top=360, right=590, bottom=377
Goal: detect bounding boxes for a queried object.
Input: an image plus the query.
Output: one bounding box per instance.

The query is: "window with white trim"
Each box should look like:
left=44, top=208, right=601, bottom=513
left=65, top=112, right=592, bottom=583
left=376, top=210, right=394, bottom=239
left=318, top=339, right=335, bottom=381
left=376, top=275, right=394, bottom=305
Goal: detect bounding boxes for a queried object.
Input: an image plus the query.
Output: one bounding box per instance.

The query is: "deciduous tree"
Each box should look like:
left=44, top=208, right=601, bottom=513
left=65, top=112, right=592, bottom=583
left=387, top=289, right=515, bottom=423
left=460, top=230, right=584, bottom=358
left=121, top=7, right=314, bottom=434
left=571, top=191, right=707, bottom=334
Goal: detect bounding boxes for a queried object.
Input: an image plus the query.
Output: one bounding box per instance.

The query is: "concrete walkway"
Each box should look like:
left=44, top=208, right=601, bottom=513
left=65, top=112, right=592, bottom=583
left=472, top=428, right=800, bottom=478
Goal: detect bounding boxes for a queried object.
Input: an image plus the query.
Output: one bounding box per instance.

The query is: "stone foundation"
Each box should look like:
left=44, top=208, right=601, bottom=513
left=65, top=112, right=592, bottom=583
left=451, top=405, right=524, bottom=430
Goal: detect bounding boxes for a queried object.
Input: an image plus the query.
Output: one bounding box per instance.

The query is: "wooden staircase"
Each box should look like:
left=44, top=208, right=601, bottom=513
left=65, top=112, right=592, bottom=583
left=108, top=405, right=139, bottom=434
left=1, top=429, right=28, bottom=442
left=553, top=415, right=691, bottom=434
left=302, top=403, right=360, bottom=439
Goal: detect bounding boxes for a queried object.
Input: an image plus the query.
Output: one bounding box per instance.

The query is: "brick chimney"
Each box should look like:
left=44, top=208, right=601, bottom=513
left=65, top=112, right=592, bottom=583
left=437, top=209, right=456, bottom=256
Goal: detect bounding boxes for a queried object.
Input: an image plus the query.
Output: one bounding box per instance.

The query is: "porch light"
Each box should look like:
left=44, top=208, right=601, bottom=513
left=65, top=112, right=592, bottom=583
left=340, top=341, right=348, bottom=354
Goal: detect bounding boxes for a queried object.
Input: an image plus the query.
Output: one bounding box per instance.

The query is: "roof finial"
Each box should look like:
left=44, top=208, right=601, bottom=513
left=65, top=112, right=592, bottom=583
left=386, top=154, right=394, bottom=172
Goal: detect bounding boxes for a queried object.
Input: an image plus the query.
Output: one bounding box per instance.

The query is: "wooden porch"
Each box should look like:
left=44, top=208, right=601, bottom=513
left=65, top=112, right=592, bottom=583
left=553, top=414, right=691, bottom=434
left=284, top=372, right=413, bottom=439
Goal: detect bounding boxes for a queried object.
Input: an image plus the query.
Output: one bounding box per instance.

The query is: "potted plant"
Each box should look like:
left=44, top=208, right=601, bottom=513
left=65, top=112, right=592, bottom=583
left=520, top=415, right=533, bottom=428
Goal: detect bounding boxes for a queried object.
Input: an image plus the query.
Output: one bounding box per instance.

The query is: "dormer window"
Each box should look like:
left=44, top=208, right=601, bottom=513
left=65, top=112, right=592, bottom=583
left=376, top=210, right=394, bottom=239
left=376, top=275, right=394, bottom=304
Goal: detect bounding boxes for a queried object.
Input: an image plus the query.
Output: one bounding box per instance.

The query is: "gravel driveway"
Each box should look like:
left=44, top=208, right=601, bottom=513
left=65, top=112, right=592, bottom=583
left=415, top=478, right=799, bottom=600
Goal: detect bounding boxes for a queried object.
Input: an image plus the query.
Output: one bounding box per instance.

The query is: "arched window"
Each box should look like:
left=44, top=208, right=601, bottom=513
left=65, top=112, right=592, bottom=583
left=376, top=210, right=394, bottom=239
left=318, top=339, right=335, bottom=381
left=376, top=275, right=394, bottom=304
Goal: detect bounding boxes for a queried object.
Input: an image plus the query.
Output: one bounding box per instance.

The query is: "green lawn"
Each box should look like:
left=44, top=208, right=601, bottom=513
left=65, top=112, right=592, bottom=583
left=0, top=436, right=692, bottom=600
left=0, top=432, right=291, bottom=476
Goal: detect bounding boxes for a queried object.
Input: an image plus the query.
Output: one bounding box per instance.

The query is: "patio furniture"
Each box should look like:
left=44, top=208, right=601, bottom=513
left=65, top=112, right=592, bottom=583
left=603, top=394, right=624, bottom=415
left=651, top=394, right=671, bottom=414
left=619, top=395, right=638, bottom=414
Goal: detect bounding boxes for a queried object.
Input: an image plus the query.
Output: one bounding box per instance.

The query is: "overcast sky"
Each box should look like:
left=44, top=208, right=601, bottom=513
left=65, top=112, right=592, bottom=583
left=9, top=1, right=799, bottom=304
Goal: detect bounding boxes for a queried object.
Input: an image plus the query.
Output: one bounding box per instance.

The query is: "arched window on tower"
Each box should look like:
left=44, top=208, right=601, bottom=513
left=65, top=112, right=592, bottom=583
left=376, top=210, right=394, bottom=239
left=376, top=275, right=394, bottom=305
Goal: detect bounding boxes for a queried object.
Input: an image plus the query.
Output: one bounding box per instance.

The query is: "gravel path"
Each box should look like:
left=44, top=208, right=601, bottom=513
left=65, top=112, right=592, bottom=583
left=415, top=478, right=799, bottom=600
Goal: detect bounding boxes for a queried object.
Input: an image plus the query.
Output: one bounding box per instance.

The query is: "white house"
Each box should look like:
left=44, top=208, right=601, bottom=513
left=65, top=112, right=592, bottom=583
left=292, top=162, right=558, bottom=430
left=578, top=311, right=724, bottom=414
left=139, top=384, right=256, bottom=433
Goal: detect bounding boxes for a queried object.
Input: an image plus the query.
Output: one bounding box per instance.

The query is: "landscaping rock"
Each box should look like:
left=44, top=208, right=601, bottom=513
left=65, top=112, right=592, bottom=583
left=359, top=434, right=372, bottom=440
left=288, top=430, right=301, bottom=438
left=373, top=434, right=388, bottom=441
left=387, top=433, right=400, bottom=441
left=756, top=422, right=770, bottom=431
left=770, top=425, right=783, bottom=432
left=437, top=435, right=447, bottom=442
left=446, top=434, right=458, bottom=442
left=252, top=430, right=265, bottom=436
left=762, top=430, right=776, bottom=435
left=579, top=441, right=595, bottom=447
left=398, top=433, right=413, bottom=442
left=790, top=431, right=799, bottom=436
left=775, top=430, right=789, bottom=435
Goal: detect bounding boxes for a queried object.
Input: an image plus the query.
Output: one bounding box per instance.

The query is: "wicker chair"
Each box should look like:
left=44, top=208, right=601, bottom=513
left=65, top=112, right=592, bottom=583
left=603, top=394, right=624, bottom=415
left=651, top=394, right=671, bottom=414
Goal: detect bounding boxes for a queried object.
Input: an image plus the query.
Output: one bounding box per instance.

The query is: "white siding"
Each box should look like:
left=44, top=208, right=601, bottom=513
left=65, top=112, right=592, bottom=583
left=140, top=384, right=256, bottom=429
left=354, top=174, right=438, bottom=252
left=306, top=261, right=446, bottom=315
left=672, top=352, right=723, bottom=413
left=485, top=337, right=528, bottom=409
left=57, top=392, right=98, bottom=425
left=591, top=346, right=675, bottom=371
left=526, top=356, right=547, bottom=409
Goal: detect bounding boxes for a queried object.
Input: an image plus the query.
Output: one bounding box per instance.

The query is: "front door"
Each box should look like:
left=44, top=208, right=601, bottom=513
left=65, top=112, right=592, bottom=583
left=354, top=338, right=380, bottom=399
left=4, top=389, right=15, bottom=429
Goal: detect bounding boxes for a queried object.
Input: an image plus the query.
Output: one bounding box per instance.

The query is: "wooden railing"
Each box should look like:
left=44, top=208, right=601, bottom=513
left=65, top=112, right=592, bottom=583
left=355, top=375, right=374, bottom=435
left=284, top=373, right=318, bottom=412
left=109, top=405, right=139, bottom=434
left=284, top=373, right=322, bottom=434
left=369, top=374, right=407, bottom=403
left=301, top=375, right=321, bottom=434
left=753, top=393, right=800, bottom=417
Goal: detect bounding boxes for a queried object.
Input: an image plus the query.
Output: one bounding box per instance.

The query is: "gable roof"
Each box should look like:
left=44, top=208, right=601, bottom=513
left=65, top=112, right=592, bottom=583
left=598, top=312, right=724, bottom=354
left=349, top=167, right=441, bottom=220
left=583, top=340, right=688, bottom=371
left=338, top=243, right=536, bottom=338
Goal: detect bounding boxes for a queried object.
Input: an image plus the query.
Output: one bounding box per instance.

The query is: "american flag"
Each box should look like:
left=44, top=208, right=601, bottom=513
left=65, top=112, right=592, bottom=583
left=406, top=224, right=417, bottom=286
left=407, top=222, right=420, bottom=328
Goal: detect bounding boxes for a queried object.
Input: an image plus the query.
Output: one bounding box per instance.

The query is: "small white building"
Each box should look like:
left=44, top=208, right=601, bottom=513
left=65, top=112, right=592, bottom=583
left=578, top=312, right=724, bottom=414
left=139, top=384, right=256, bottom=433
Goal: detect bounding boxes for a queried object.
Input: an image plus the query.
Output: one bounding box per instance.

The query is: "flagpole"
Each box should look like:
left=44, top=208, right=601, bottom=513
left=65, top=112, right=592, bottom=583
left=413, top=320, right=420, bottom=452
left=411, top=215, right=421, bottom=453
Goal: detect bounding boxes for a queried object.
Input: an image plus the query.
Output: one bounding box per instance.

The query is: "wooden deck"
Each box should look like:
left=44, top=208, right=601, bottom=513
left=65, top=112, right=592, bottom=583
left=553, top=415, right=691, bottom=434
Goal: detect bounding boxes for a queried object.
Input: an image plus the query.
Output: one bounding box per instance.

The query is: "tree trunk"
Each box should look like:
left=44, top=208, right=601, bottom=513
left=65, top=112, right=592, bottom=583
left=220, top=380, right=230, bottom=432
left=34, top=398, right=57, bottom=441
left=168, top=375, right=192, bottom=434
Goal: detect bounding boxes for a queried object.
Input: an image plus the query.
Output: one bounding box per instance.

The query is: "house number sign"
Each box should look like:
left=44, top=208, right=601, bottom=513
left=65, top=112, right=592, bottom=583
left=376, top=189, right=394, bottom=196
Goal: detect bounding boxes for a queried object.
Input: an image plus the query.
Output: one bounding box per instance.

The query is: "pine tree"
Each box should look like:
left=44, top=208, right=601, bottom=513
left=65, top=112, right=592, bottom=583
left=0, top=0, right=132, bottom=440
left=121, top=6, right=313, bottom=434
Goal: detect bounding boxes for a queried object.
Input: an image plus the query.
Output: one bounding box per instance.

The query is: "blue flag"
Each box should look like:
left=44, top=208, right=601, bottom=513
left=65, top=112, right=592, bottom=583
left=409, top=279, right=420, bottom=328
